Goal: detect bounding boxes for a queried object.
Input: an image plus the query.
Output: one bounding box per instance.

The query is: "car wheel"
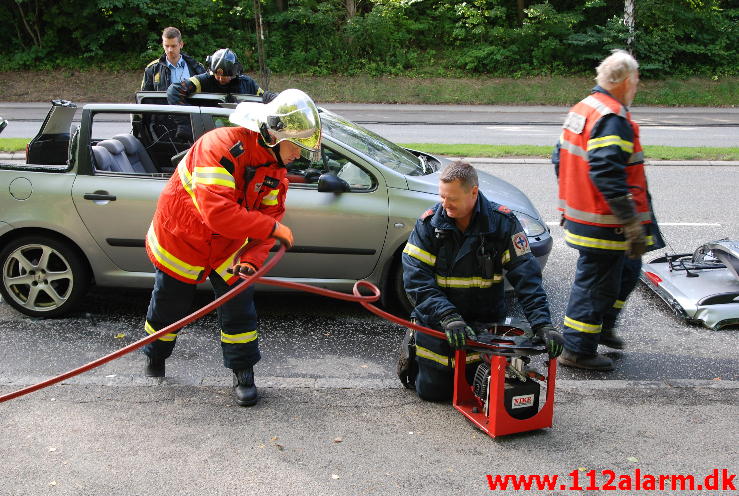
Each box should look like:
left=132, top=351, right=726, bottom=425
left=0, top=235, right=90, bottom=318
left=390, top=259, right=413, bottom=317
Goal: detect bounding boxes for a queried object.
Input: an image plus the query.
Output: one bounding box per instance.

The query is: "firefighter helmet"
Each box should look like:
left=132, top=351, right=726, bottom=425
left=206, top=48, right=243, bottom=78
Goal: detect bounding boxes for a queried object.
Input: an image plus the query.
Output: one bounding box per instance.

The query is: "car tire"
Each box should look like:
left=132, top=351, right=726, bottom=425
left=390, top=259, right=414, bottom=317
left=0, top=235, right=90, bottom=318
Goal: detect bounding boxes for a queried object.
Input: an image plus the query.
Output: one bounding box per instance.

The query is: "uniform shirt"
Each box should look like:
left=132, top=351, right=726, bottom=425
left=166, top=73, right=264, bottom=105
left=140, top=52, right=206, bottom=91
left=166, top=56, right=191, bottom=84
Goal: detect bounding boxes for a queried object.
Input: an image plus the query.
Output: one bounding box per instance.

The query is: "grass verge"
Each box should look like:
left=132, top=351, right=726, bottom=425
left=2, top=138, right=736, bottom=161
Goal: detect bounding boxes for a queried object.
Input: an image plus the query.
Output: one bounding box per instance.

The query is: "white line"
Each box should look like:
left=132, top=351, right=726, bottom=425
left=546, top=221, right=721, bottom=227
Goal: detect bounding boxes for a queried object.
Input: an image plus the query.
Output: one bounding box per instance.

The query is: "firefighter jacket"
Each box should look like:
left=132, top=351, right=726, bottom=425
left=553, top=86, right=663, bottom=254
left=402, top=192, right=552, bottom=331
left=146, top=126, right=288, bottom=285
left=167, top=73, right=263, bottom=105
left=140, top=53, right=206, bottom=91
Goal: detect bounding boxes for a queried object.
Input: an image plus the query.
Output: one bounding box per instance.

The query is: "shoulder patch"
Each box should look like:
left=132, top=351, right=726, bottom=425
left=145, top=59, right=159, bottom=68
left=512, top=231, right=531, bottom=256
left=420, top=209, right=434, bottom=221
left=563, top=111, right=586, bottom=134
left=262, top=176, right=279, bottom=189
left=497, top=205, right=511, bottom=214
left=219, top=157, right=235, bottom=175
left=229, top=141, right=245, bottom=158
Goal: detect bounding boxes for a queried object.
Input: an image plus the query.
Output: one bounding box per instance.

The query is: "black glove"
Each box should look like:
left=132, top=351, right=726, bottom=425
left=262, top=91, right=279, bottom=104
left=607, top=194, right=646, bottom=260
left=227, top=262, right=256, bottom=277
left=439, top=312, right=476, bottom=350
left=533, top=323, right=564, bottom=358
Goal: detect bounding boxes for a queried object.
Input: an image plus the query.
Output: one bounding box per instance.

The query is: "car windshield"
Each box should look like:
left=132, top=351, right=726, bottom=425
left=321, top=112, right=425, bottom=176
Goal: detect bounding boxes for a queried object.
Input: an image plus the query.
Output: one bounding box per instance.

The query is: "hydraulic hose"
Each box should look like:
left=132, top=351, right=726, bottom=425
left=1, top=244, right=526, bottom=403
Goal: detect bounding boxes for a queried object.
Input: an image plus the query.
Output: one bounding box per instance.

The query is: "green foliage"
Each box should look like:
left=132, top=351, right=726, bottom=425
left=1, top=0, right=736, bottom=78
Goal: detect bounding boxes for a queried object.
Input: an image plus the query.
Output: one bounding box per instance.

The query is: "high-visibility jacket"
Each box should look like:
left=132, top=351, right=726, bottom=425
left=554, top=86, right=663, bottom=253
left=146, top=126, right=287, bottom=285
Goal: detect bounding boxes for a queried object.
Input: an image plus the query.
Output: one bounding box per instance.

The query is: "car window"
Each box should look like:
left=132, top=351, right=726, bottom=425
left=287, top=147, right=375, bottom=191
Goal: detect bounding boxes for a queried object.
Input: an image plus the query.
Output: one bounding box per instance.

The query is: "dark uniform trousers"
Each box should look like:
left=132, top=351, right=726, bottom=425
left=143, top=269, right=260, bottom=370
left=414, top=329, right=480, bottom=402
left=563, top=250, right=642, bottom=355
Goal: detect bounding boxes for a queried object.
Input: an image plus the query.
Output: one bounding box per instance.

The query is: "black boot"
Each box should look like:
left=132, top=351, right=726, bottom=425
left=599, top=329, right=625, bottom=349
left=144, top=356, right=165, bottom=377
left=557, top=349, right=613, bottom=371
left=233, top=367, right=258, bottom=406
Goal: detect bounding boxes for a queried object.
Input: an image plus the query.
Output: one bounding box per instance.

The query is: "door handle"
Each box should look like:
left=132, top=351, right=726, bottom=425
left=84, top=192, right=117, bottom=201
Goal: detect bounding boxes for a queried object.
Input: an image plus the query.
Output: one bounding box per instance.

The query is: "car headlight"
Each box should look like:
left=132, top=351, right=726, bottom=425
left=513, top=211, right=547, bottom=237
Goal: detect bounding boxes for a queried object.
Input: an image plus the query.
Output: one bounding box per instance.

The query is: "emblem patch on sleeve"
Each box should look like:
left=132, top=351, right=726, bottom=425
left=498, top=205, right=511, bottom=214
left=262, top=176, right=279, bottom=189
left=229, top=141, right=245, bottom=158
left=512, top=232, right=531, bottom=256
left=563, top=112, right=586, bottom=134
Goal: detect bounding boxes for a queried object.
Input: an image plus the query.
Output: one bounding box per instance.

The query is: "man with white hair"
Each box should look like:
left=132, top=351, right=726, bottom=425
left=553, top=49, right=663, bottom=370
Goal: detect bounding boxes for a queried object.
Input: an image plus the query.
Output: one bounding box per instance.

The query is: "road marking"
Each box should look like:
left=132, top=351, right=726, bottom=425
left=546, top=221, right=722, bottom=227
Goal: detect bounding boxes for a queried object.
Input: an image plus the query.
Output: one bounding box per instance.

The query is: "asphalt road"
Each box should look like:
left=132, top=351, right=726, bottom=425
left=1, top=102, right=738, bottom=147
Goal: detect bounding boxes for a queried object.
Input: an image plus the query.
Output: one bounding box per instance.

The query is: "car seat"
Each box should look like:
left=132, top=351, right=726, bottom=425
left=112, top=134, right=158, bottom=173
left=95, top=139, right=136, bottom=173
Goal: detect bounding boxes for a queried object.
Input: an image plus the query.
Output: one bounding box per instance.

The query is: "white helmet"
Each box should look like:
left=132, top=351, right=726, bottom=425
left=230, top=89, right=322, bottom=161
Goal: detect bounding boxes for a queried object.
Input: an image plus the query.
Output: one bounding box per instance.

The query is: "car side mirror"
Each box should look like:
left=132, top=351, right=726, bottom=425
left=317, top=173, right=350, bottom=193
left=0, top=117, right=6, bottom=135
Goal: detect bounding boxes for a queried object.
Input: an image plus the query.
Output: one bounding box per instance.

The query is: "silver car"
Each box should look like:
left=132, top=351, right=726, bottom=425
left=0, top=96, right=552, bottom=317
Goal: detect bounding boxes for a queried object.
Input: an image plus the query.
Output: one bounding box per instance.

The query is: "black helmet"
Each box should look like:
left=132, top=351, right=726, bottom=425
left=206, top=48, right=243, bottom=77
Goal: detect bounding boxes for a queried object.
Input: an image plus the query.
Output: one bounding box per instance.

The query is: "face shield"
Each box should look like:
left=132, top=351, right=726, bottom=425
left=230, top=89, right=322, bottom=162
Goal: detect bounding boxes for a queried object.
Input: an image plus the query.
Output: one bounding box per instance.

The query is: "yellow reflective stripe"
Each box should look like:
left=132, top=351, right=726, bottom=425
left=564, top=316, right=602, bottom=334
left=403, top=242, right=436, bottom=266
left=190, top=76, right=201, bottom=93
left=147, top=225, right=203, bottom=280
left=564, top=230, right=654, bottom=250
left=215, top=239, right=250, bottom=281
left=178, top=161, right=200, bottom=212
left=501, top=249, right=511, bottom=264
left=193, top=166, right=236, bottom=189
left=451, top=352, right=482, bottom=367
left=145, top=320, right=177, bottom=342
left=587, top=135, right=634, bottom=154
left=416, top=345, right=450, bottom=367
left=435, top=274, right=503, bottom=288
left=220, top=330, right=258, bottom=344
left=613, top=299, right=625, bottom=309
left=261, top=189, right=279, bottom=206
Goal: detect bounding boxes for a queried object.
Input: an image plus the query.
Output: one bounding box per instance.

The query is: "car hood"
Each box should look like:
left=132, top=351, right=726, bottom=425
left=405, top=169, right=541, bottom=219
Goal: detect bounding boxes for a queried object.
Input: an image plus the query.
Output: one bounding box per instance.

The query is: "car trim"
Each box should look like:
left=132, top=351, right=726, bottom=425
left=106, top=238, right=377, bottom=256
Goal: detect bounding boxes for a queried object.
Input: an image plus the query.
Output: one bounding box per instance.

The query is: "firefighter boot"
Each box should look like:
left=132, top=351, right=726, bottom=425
left=599, top=329, right=625, bottom=349
left=558, top=349, right=613, bottom=371
left=233, top=367, right=258, bottom=407
left=144, top=356, right=165, bottom=377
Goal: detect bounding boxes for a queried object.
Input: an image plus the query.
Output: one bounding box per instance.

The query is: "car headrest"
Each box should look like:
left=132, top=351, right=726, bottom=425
left=97, top=139, right=125, bottom=155
left=113, top=134, right=138, bottom=154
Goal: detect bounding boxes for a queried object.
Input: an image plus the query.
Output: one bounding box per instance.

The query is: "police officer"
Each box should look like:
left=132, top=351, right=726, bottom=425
left=399, top=160, right=563, bottom=401
left=142, top=89, right=322, bottom=407
left=140, top=27, right=206, bottom=91
left=167, top=48, right=264, bottom=105
left=553, top=49, right=664, bottom=370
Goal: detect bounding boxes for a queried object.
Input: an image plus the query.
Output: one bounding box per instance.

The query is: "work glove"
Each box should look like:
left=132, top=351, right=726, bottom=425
left=533, top=323, right=564, bottom=358
left=271, top=221, right=294, bottom=250
left=227, top=262, right=256, bottom=277
left=262, top=91, right=279, bottom=104
left=439, top=312, right=476, bottom=350
left=607, top=194, right=646, bottom=260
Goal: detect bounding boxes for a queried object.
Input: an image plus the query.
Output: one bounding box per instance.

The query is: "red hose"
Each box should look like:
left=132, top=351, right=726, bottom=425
left=0, top=244, right=519, bottom=403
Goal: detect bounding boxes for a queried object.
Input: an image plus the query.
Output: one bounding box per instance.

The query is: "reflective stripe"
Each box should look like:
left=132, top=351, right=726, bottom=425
left=559, top=138, right=588, bottom=160
left=501, top=249, right=510, bottom=264
left=220, top=330, right=258, bottom=344
left=613, top=299, right=625, bottom=309
left=587, top=135, right=634, bottom=154
left=416, top=345, right=449, bottom=367
left=582, top=95, right=626, bottom=118
left=145, top=320, right=177, bottom=342
left=564, top=316, right=602, bottom=334
left=147, top=225, right=204, bottom=280
left=451, top=352, right=482, bottom=368
left=178, top=161, right=200, bottom=212
left=403, top=243, right=436, bottom=266
left=628, top=151, right=644, bottom=164
left=261, top=188, right=279, bottom=206
left=190, top=76, right=201, bottom=93
left=436, top=274, right=502, bottom=288
left=560, top=201, right=652, bottom=225
left=193, top=166, right=236, bottom=189
left=564, top=229, right=654, bottom=250
left=214, top=239, right=250, bottom=281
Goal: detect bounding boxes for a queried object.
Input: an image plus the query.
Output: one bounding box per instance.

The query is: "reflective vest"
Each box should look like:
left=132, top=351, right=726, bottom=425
left=146, top=127, right=287, bottom=285
left=557, top=91, right=651, bottom=227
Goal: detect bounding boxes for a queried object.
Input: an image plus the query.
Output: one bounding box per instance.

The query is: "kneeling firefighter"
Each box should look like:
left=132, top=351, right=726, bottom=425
left=142, top=89, right=322, bottom=406
left=398, top=160, right=563, bottom=401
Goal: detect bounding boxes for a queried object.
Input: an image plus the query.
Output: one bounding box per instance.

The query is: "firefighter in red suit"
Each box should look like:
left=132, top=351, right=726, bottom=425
left=142, top=89, right=322, bottom=406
